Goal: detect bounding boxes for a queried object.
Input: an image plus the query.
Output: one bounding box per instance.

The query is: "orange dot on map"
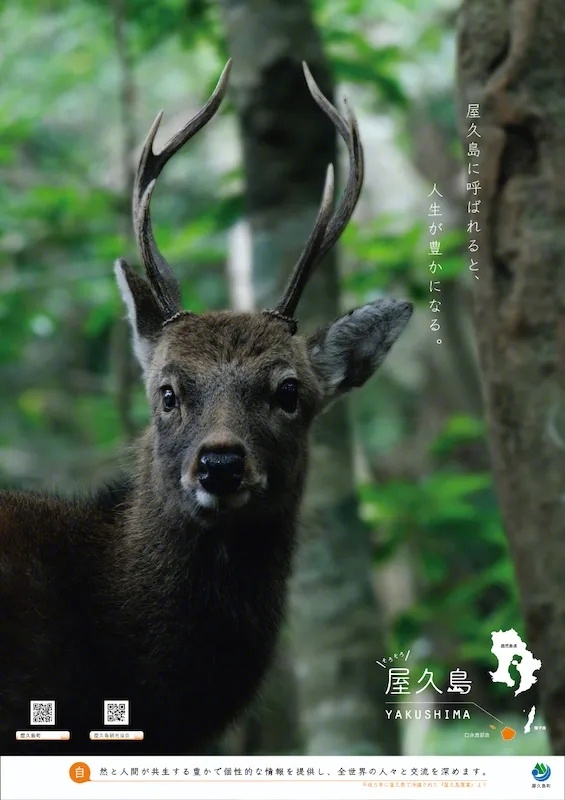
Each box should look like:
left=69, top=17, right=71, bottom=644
left=69, top=762, right=91, bottom=783
left=501, top=727, right=516, bottom=741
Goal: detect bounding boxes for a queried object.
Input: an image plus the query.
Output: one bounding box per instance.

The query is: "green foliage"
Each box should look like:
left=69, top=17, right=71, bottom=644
left=313, top=0, right=457, bottom=112
left=0, top=0, right=234, bottom=488
left=360, top=414, right=522, bottom=683
left=328, top=35, right=408, bottom=108
left=0, top=0, right=527, bottom=755
left=342, top=218, right=467, bottom=302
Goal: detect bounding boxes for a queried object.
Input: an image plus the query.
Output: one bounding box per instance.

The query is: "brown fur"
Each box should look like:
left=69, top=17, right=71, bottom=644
left=0, top=296, right=412, bottom=755
left=0, top=59, right=414, bottom=754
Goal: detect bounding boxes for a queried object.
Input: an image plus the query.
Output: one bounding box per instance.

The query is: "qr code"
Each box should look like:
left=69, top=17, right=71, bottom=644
left=103, top=700, right=129, bottom=726
left=30, top=700, right=55, bottom=726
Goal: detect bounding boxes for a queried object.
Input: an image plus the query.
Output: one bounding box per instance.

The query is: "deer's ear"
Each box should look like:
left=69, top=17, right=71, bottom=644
left=114, top=258, right=165, bottom=373
left=307, top=298, right=413, bottom=406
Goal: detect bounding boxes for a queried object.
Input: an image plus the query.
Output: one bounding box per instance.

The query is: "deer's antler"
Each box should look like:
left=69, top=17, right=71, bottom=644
left=133, top=60, right=232, bottom=319
left=267, top=62, right=365, bottom=324
left=131, top=58, right=362, bottom=331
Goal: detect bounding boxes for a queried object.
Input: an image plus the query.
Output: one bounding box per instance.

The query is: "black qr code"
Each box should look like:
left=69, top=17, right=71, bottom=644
left=30, top=700, right=55, bottom=726
left=104, top=700, right=129, bottom=725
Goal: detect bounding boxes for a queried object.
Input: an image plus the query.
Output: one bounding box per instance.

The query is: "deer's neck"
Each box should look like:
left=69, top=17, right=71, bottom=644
left=113, top=429, right=300, bottom=611
left=95, top=429, right=301, bottom=737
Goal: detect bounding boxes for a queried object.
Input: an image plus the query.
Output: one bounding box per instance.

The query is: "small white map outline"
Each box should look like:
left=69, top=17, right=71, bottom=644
left=524, top=704, right=536, bottom=734
left=489, top=628, right=542, bottom=734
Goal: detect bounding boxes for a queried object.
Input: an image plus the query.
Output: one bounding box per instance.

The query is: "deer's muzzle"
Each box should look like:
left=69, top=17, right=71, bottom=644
left=197, top=449, right=245, bottom=496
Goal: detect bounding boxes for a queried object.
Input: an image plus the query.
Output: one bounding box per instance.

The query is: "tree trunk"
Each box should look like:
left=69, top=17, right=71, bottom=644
left=220, top=0, right=399, bottom=754
left=111, top=0, right=137, bottom=440
left=456, top=0, right=565, bottom=754
left=226, top=223, right=302, bottom=755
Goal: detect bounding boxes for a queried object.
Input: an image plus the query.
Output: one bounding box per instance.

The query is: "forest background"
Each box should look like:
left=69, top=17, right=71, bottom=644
left=1, top=0, right=560, bottom=757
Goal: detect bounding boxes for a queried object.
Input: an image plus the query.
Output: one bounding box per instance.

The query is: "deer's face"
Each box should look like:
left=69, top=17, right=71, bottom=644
left=115, top=264, right=412, bottom=520
left=144, top=312, right=321, bottom=518
left=114, top=59, right=413, bottom=520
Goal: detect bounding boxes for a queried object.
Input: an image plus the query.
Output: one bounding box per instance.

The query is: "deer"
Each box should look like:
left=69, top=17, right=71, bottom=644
left=0, top=60, right=412, bottom=755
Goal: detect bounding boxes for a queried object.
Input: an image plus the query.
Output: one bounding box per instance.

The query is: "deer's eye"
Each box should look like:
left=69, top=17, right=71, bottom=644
left=161, top=386, right=177, bottom=412
left=274, top=379, right=299, bottom=413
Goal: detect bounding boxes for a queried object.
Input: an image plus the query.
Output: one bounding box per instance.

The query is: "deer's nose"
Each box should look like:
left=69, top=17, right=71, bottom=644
left=197, top=450, right=245, bottom=496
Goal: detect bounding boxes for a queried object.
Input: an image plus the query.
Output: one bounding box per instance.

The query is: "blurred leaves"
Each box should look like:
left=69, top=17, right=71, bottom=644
left=328, top=35, right=408, bottom=108
left=360, top=414, right=521, bottom=676
left=0, top=0, right=528, bottom=731
left=0, top=0, right=234, bottom=486
left=342, top=217, right=466, bottom=302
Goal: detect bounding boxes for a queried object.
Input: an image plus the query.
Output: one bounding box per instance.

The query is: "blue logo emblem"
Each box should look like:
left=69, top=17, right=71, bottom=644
left=532, top=763, right=551, bottom=782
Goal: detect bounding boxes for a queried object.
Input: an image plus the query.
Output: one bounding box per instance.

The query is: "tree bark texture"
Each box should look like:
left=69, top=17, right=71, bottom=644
left=456, top=0, right=565, bottom=754
left=220, top=0, right=399, bottom=755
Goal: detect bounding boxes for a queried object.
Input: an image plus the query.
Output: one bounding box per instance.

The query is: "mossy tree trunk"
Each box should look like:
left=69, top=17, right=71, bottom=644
left=457, top=0, right=565, bottom=753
